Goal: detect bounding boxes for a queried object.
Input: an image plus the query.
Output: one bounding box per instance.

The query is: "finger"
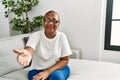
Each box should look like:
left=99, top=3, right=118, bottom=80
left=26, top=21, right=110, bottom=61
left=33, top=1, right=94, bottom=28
left=39, top=76, right=43, bottom=80
left=13, top=49, right=23, bottom=55
left=26, top=61, right=30, bottom=66
left=22, top=60, right=28, bottom=67
left=24, top=61, right=28, bottom=67
left=42, top=78, right=45, bottom=80
left=17, top=55, right=22, bottom=64
left=22, top=61, right=26, bottom=67
left=39, top=78, right=42, bottom=80
left=33, top=76, right=39, bottom=80
left=18, top=60, right=23, bottom=66
left=20, top=60, right=23, bottom=66
left=24, top=61, right=27, bottom=66
left=33, top=77, right=36, bottom=80
left=20, top=59, right=26, bottom=67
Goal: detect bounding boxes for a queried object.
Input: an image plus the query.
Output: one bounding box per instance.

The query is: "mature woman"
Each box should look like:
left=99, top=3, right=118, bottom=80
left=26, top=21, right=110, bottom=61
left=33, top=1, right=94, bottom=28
left=13, top=10, right=72, bottom=80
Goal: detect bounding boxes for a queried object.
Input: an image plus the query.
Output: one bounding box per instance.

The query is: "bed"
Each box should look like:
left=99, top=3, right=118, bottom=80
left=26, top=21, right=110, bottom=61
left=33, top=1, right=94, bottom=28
left=1, top=34, right=120, bottom=80
left=68, top=59, right=120, bottom=80
left=1, top=59, right=120, bottom=80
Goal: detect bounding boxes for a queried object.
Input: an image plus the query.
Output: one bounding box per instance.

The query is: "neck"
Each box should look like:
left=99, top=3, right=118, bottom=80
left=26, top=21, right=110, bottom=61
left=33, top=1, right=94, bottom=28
left=45, top=31, right=56, bottom=39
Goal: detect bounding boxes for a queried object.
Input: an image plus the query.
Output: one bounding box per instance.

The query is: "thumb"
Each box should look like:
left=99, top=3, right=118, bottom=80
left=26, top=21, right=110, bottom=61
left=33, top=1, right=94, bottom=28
left=13, top=49, right=23, bottom=55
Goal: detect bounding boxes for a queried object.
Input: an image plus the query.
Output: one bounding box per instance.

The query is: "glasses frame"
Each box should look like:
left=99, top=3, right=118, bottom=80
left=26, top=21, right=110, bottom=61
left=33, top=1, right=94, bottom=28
left=43, top=17, right=59, bottom=24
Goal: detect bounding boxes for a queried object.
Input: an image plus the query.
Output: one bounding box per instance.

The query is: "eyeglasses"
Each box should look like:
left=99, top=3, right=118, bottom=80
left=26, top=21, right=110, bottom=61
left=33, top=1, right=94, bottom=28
left=43, top=17, right=59, bottom=24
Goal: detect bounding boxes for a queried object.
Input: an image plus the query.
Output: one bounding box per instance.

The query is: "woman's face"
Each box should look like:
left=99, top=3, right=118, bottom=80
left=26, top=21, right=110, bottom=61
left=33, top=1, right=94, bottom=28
left=43, top=13, right=60, bottom=34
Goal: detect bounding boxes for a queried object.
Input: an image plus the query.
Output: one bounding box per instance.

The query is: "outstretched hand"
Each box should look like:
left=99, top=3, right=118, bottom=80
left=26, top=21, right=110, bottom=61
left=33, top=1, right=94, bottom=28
left=13, top=49, right=32, bottom=67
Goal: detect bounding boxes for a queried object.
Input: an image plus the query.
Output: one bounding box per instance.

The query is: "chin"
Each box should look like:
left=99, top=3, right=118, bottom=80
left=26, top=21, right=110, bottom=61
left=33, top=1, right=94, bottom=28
left=47, top=30, right=55, bottom=32
left=47, top=30, right=54, bottom=33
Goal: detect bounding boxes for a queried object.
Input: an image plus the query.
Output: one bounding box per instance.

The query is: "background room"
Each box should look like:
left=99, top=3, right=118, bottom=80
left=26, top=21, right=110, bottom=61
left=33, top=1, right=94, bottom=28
left=1, top=0, right=120, bottom=64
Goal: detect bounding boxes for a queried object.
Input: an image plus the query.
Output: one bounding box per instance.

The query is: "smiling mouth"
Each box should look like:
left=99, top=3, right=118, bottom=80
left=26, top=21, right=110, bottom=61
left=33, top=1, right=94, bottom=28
left=47, top=26, right=53, bottom=30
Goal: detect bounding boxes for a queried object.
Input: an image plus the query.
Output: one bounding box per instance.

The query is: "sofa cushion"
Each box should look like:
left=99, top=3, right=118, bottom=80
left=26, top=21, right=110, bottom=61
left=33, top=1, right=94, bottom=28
left=0, top=77, right=14, bottom=80
left=2, top=67, right=29, bottom=80
left=0, top=36, right=25, bottom=76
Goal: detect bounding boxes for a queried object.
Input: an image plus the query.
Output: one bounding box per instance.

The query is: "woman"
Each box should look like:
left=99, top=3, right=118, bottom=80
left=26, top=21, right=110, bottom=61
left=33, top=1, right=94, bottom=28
left=13, top=10, right=72, bottom=80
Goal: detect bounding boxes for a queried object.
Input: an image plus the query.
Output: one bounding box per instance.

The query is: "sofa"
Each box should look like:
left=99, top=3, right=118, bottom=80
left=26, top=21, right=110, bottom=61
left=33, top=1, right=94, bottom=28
left=1, top=33, right=120, bottom=80
left=0, top=33, right=81, bottom=80
left=0, top=34, right=30, bottom=80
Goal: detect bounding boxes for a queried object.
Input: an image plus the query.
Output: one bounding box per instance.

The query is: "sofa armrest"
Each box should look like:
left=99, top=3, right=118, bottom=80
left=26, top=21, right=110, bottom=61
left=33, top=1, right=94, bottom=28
left=70, top=49, right=80, bottom=59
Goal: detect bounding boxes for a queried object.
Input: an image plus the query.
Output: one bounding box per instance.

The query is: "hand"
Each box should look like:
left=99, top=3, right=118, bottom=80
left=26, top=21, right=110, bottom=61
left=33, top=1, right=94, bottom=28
left=13, top=49, right=32, bottom=67
left=33, top=70, right=50, bottom=80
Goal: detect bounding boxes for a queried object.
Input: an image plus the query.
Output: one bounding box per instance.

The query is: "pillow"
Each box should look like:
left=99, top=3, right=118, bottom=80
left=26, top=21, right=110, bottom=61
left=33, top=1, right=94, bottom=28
left=23, top=37, right=29, bottom=46
left=2, top=68, right=29, bottom=80
left=0, top=37, right=24, bottom=76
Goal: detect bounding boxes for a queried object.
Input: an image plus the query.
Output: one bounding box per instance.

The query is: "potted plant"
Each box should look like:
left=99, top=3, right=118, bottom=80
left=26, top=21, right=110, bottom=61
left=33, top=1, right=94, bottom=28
left=2, top=0, right=43, bottom=34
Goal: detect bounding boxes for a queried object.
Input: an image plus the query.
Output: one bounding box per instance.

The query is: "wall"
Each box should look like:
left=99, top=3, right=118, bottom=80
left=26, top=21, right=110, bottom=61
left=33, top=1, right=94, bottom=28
left=38, top=0, right=120, bottom=63
left=1, top=0, right=120, bottom=63
left=0, top=0, right=102, bottom=60
left=0, top=2, right=10, bottom=37
left=32, top=0, right=102, bottom=60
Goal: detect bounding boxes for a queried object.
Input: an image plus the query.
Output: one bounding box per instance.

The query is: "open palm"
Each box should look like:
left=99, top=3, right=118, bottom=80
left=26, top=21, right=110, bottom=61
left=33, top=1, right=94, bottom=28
left=13, top=49, right=32, bottom=67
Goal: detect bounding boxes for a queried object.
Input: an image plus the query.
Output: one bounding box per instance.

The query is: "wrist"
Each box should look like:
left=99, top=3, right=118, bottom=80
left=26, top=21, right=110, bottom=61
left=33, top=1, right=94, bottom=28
left=46, top=69, right=52, bottom=74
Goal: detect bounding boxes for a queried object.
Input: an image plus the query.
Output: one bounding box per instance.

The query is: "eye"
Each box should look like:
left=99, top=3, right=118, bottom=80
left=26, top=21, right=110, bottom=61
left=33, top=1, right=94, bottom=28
left=44, top=17, right=51, bottom=23
left=53, top=18, right=59, bottom=24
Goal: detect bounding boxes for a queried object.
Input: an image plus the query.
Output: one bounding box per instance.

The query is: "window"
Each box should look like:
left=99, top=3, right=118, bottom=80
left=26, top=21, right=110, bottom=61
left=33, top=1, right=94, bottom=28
left=105, top=0, right=120, bottom=51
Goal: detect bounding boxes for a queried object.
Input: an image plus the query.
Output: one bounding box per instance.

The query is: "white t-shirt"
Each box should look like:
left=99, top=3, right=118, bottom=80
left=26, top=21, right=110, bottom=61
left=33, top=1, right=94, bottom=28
left=26, top=30, right=72, bottom=70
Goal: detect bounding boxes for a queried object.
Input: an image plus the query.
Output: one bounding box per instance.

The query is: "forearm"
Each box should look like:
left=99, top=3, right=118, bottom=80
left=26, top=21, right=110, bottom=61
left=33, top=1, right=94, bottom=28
left=46, top=56, right=70, bottom=74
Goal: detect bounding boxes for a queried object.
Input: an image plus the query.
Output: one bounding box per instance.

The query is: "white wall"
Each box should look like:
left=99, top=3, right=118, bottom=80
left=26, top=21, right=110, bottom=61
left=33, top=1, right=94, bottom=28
left=1, top=0, right=120, bottom=63
left=31, top=0, right=102, bottom=60
left=0, top=2, right=10, bottom=37
left=0, top=0, right=102, bottom=60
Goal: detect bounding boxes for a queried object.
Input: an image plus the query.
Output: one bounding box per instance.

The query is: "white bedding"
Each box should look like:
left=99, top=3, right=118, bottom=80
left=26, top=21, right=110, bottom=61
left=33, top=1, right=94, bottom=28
left=68, top=59, right=120, bottom=80
left=2, top=59, right=120, bottom=80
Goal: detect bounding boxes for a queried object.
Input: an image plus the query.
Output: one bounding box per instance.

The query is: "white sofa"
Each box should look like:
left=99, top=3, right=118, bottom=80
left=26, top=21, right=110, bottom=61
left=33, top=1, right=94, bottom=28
left=0, top=34, right=30, bottom=80
left=0, top=33, right=80, bottom=80
left=1, top=33, right=120, bottom=80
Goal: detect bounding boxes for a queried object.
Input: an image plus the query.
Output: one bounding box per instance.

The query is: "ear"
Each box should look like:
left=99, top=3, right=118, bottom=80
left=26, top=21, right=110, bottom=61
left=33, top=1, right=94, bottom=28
left=58, top=20, right=60, bottom=26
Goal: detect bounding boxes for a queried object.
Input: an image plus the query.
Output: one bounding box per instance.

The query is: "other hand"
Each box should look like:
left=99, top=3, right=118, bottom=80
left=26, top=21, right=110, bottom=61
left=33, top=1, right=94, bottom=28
left=33, top=70, right=50, bottom=80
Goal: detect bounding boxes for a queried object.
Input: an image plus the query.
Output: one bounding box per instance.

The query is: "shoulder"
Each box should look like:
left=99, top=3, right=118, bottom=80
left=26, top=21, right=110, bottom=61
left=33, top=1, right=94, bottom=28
left=30, top=30, right=43, bottom=37
left=57, top=31, right=66, bottom=37
left=57, top=31, right=67, bottom=39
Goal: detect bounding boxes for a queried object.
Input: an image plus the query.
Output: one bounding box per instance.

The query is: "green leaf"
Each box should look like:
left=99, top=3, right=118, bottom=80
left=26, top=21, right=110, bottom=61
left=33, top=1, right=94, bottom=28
left=8, top=1, right=14, bottom=7
left=2, top=0, right=43, bottom=34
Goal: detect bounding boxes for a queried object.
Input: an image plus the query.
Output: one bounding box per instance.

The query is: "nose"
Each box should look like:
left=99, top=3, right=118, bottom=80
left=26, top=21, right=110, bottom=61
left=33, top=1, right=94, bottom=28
left=49, top=21, right=53, bottom=24
left=47, top=22, right=54, bottom=27
left=48, top=21, right=54, bottom=25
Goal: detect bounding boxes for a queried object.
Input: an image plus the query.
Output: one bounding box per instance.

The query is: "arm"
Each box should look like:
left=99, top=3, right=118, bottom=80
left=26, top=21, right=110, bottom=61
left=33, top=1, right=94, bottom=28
left=46, top=56, right=69, bottom=74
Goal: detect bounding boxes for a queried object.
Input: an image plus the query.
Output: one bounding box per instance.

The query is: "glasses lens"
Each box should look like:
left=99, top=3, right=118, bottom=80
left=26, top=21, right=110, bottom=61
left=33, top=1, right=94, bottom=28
left=52, top=19, right=59, bottom=24
left=44, top=17, right=50, bottom=23
left=44, top=17, right=59, bottom=24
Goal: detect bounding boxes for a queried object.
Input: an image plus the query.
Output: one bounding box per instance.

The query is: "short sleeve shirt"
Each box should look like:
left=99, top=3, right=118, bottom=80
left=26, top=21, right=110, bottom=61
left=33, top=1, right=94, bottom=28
left=26, top=30, right=72, bottom=70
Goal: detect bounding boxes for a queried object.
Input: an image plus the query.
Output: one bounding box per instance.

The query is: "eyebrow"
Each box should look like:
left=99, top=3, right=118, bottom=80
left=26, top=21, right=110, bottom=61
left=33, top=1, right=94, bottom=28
left=45, top=17, right=59, bottom=20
